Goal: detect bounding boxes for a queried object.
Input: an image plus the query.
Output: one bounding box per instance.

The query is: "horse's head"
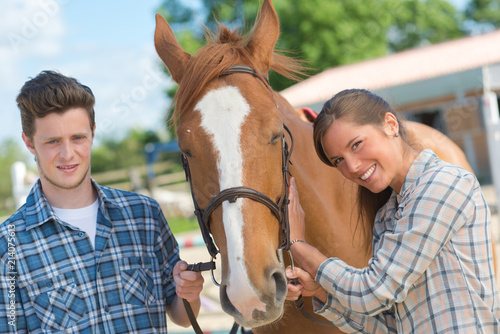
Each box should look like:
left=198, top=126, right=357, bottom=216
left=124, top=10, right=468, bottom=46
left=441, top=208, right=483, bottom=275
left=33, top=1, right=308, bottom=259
left=154, top=0, right=303, bottom=327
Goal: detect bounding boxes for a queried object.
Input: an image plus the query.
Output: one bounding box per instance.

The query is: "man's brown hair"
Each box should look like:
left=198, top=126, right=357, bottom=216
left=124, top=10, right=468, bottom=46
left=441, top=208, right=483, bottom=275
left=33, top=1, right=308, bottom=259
left=16, top=70, right=95, bottom=140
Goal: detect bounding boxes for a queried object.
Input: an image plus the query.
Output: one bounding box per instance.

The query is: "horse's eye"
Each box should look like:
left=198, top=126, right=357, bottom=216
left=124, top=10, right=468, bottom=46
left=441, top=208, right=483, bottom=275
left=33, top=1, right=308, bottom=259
left=182, top=151, right=192, bottom=158
left=270, top=133, right=281, bottom=144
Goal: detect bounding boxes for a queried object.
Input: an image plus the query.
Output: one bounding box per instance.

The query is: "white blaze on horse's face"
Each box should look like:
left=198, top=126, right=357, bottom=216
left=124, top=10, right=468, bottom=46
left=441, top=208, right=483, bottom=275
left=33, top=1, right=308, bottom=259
left=196, top=85, right=267, bottom=320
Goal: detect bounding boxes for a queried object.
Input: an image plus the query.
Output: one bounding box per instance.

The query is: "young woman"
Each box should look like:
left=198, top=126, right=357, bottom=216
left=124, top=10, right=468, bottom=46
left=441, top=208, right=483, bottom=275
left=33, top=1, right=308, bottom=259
left=286, top=89, right=500, bottom=333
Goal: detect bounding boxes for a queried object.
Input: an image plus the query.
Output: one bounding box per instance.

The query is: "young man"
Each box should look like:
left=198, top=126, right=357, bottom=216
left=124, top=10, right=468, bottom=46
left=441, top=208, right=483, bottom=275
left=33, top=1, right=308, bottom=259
left=0, top=70, right=203, bottom=333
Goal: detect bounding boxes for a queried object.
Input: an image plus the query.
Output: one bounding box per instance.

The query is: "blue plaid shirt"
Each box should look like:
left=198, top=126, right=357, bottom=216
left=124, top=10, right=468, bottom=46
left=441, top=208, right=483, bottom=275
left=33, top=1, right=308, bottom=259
left=0, top=179, right=180, bottom=333
left=313, top=149, right=500, bottom=333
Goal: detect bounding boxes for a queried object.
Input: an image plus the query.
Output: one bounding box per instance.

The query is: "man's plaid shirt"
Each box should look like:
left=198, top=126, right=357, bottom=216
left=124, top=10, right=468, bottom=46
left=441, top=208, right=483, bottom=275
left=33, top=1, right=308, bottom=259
left=313, top=149, right=500, bottom=333
left=0, top=179, right=180, bottom=333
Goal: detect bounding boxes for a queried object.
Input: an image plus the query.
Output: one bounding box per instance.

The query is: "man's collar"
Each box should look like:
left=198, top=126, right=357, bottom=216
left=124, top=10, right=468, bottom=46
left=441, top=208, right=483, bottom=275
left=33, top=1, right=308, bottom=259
left=24, top=178, right=123, bottom=231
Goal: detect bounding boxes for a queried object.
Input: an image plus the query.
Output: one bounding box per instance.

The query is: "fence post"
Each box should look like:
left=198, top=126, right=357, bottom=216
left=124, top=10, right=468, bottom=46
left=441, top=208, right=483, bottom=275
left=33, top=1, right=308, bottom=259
left=11, top=161, right=34, bottom=209
left=482, top=66, right=500, bottom=214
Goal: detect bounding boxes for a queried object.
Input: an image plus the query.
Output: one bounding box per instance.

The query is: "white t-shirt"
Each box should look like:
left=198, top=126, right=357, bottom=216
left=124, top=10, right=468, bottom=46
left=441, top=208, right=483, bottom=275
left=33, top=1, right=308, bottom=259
left=53, top=199, right=99, bottom=249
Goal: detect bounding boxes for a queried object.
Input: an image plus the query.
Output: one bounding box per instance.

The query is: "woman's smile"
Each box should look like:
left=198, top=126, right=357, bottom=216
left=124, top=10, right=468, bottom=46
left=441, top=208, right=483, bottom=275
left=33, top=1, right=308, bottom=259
left=360, top=164, right=376, bottom=181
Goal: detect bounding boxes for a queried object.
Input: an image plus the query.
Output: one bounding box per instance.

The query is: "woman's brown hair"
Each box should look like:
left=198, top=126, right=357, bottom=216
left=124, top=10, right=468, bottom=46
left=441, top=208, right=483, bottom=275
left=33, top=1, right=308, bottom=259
left=313, top=89, right=412, bottom=254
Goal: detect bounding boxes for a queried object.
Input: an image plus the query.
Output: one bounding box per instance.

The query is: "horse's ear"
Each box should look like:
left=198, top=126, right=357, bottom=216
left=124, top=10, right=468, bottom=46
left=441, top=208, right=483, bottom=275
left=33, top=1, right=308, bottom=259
left=154, top=13, right=191, bottom=84
left=246, top=0, right=279, bottom=73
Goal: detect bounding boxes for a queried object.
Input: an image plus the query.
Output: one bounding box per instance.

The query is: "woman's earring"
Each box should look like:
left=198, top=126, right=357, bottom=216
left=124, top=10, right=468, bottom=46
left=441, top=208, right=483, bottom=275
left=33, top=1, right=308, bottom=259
left=395, top=133, right=399, bottom=138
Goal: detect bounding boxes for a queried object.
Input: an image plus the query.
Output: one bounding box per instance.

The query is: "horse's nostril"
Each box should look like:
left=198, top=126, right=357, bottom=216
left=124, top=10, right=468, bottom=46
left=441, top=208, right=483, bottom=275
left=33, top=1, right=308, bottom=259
left=272, top=270, right=287, bottom=305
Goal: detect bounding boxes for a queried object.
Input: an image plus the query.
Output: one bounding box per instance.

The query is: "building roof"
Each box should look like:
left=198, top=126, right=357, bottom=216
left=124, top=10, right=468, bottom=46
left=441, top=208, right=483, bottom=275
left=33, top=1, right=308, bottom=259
left=280, top=29, right=500, bottom=108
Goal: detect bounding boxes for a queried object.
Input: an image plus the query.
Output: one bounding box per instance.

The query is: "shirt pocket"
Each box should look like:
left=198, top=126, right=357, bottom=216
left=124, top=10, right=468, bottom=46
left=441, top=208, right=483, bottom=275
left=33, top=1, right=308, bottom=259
left=120, top=256, right=157, bottom=306
left=26, top=272, right=87, bottom=332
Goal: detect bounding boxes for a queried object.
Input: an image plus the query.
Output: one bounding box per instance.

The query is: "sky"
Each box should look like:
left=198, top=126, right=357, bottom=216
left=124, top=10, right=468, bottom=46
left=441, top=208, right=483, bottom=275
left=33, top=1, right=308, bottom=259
left=0, top=0, right=469, bottom=148
left=0, top=0, right=174, bottom=147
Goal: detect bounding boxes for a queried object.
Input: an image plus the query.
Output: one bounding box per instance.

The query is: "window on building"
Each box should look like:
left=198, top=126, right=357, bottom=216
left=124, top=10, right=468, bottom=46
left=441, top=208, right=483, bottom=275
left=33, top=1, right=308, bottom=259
left=497, top=94, right=500, bottom=118
left=405, top=110, right=445, bottom=133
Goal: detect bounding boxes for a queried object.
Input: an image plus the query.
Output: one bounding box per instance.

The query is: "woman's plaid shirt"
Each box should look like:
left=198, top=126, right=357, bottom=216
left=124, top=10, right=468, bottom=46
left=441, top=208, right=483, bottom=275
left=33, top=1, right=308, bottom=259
left=313, top=149, right=500, bottom=333
left=0, top=179, right=180, bottom=333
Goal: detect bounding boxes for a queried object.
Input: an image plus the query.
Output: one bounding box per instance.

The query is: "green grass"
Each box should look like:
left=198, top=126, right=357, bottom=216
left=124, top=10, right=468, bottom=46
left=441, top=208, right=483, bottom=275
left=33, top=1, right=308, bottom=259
left=1, top=210, right=14, bottom=223
left=1, top=210, right=199, bottom=235
left=167, top=216, right=199, bottom=234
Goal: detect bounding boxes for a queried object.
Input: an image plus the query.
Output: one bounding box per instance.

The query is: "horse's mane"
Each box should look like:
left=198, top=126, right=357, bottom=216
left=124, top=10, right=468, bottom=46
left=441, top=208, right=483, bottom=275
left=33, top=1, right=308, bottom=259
left=169, top=20, right=307, bottom=128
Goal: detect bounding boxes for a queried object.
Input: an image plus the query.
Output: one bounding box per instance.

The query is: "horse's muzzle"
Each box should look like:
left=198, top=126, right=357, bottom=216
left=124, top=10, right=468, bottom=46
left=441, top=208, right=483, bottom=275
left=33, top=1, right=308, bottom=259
left=219, top=265, right=287, bottom=327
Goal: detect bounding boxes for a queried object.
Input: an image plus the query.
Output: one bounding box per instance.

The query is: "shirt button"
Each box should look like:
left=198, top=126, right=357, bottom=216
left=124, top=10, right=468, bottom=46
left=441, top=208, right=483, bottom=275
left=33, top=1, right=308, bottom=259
left=78, top=231, right=85, bottom=237
left=138, top=259, right=142, bottom=265
left=104, top=306, right=110, bottom=312
left=47, top=282, right=53, bottom=288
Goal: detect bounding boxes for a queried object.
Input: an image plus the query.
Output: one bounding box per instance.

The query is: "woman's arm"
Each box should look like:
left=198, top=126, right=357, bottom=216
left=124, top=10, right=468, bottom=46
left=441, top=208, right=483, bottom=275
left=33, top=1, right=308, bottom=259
left=287, top=178, right=328, bottom=275
left=287, top=170, right=476, bottom=316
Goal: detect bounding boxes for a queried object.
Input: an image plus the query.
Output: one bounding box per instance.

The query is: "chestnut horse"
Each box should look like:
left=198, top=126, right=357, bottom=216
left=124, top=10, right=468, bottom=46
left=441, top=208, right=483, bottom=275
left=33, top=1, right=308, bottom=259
left=154, top=1, right=496, bottom=332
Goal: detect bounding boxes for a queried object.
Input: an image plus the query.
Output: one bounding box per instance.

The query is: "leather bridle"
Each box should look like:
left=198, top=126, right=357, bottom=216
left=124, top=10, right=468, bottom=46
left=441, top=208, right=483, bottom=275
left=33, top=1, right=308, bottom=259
left=181, top=65, right=295, bottom=264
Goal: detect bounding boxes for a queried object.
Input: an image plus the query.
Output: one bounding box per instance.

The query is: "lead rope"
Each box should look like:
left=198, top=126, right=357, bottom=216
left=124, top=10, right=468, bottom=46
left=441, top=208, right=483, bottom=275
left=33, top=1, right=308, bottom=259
left=181, top=265, right=219, bottom=334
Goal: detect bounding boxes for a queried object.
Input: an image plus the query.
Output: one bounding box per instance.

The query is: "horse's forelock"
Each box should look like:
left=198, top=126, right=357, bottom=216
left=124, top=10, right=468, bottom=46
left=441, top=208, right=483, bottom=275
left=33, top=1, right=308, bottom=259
left=216, top=24, right=246, bottom=45
left=169, top=21, right=306, bottom=128
left=170, top=25, right=252, bottom=127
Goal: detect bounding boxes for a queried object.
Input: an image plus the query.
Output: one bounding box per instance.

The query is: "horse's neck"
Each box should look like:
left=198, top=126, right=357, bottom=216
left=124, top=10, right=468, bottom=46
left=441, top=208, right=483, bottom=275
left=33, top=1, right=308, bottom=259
left=281, top=105, right=369, bottom=265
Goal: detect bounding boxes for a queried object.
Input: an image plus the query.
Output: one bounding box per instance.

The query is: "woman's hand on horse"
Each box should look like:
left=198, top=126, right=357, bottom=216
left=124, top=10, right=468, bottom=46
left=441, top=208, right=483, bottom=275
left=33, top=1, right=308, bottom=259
left=286, top=266, right=328, bottom=302
left=288, top=177, right=306, bottom=241
left=173, top=260, right=205, bottom=303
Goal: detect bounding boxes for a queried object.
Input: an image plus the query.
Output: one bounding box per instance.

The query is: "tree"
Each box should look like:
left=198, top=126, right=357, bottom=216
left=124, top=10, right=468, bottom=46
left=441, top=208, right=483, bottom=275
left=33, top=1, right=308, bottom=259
left=465, top=0, right=500, bottom=32
left=387, top=0, right=465, bottom=52
left=91, top=129, right=161, bottom=173
left=0, top=139, right=30, bottom=213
